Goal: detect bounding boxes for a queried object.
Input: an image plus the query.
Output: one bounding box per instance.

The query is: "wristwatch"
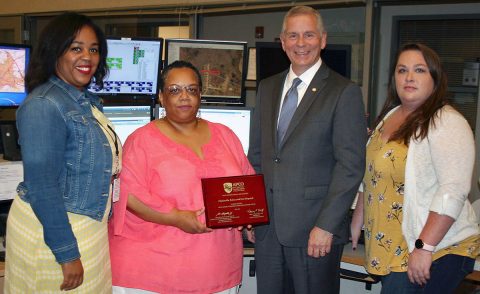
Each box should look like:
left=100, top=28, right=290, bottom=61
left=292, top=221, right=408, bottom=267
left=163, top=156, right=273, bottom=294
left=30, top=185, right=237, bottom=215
left=415, top=239, right=435, bottom=252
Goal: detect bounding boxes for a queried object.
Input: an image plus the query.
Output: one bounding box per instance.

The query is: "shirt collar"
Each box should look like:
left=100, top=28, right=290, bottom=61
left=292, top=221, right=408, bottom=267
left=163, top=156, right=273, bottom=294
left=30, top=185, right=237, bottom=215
left=286, top=58, right=322, bottom=87
left=49, top=75, right=101, bottom=107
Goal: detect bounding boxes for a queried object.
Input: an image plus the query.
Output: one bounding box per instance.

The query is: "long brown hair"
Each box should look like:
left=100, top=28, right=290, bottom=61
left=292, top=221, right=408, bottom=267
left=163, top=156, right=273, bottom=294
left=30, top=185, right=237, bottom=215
left=375, top=43, right=448, bottom=145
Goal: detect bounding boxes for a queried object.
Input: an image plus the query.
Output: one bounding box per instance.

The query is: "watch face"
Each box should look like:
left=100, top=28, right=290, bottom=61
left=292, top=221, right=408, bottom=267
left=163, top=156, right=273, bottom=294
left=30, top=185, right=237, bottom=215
left=415, top=239, right=423, bottom=249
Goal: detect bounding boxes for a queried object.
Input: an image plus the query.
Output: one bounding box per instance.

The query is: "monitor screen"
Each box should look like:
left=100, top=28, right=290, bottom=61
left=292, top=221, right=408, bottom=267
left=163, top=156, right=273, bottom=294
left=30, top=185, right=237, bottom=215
left=88, top=37, right=163, bottom=98
left=165, top=39, right=248, bottom=105
left=0, top=43, right=31, bottom=107
left=103, top=105, right=152, bottom=144
left=322, top=44, right=351, bottom=79
left=255, top=42, right=351, bottom=85
left=155, top=105, right=251, bottom=154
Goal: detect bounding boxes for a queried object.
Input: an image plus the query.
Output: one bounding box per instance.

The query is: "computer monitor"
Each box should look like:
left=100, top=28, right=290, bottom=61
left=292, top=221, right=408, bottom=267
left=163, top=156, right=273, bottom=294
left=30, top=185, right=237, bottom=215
left=88, top=37, right=163, bottom=101
left=255, top=42, right=351, bottom=85
left=165, top=39, right=248, bottom=105
left=0, top=43, right=31, bottom=107
left=155, top=105, right=252, bottom=155
left=103, top=105, right=153, bottom=144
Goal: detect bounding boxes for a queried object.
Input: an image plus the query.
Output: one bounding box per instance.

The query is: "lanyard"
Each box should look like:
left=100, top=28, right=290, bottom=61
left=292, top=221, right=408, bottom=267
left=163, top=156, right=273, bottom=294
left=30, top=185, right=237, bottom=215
left=95, top=117, right=120, bottom=175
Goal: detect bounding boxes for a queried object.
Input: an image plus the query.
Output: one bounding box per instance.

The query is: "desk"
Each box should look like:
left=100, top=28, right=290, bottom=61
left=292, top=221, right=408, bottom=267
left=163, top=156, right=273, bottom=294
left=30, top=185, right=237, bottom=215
left=341, top=243, right=366, bottom=266
left=467, top=265, right=480, bottom=283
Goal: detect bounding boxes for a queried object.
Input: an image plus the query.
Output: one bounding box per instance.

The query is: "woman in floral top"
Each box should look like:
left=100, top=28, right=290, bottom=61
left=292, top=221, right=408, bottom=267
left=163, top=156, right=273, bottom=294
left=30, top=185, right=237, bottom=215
left=351, top=43, right=479, bottom=293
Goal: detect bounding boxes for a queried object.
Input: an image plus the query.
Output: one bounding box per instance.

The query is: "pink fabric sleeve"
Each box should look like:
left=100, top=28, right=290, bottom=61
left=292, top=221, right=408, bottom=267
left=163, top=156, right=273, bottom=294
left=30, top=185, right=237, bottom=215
left=111, top=126, right=168, bottom=236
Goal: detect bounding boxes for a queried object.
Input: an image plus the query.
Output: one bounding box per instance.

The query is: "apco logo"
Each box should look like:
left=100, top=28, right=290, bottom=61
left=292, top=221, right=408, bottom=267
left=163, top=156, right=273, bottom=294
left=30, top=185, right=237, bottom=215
left=223, top=182, right=233, bottom=193
left=223, top=182, right=245, bottom=193
left=223, top=182, right=245, bottom=194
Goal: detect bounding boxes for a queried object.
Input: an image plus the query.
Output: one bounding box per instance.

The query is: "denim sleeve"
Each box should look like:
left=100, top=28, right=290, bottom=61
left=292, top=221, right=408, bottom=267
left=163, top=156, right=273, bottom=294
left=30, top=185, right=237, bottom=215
left=16, top=97, right=80, bottom=264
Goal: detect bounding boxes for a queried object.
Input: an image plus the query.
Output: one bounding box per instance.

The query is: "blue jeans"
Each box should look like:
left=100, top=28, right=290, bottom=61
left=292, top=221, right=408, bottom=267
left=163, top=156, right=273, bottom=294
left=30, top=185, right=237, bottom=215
left=378, top=254, right=474, bottom=294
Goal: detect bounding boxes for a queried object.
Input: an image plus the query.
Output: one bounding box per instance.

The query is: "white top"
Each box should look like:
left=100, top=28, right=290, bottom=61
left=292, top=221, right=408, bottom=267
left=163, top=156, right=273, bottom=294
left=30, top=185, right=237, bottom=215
left=378, top=105, right=479, bottom=252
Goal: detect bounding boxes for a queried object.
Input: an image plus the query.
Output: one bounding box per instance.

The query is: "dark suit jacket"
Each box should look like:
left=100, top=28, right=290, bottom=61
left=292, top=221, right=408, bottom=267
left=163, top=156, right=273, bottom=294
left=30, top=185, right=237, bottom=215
left=248, top=64, right=367, bottom=247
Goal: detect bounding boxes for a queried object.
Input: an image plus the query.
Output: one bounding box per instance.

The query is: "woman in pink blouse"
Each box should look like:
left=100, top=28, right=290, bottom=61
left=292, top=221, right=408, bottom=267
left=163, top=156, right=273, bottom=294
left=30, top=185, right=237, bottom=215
left=109, top=60, right=254, bottom=293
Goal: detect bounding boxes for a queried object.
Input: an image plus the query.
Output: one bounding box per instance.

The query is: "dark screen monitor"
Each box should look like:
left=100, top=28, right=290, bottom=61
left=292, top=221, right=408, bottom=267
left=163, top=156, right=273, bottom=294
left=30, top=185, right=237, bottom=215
left=165, top=39, right=248, bottom=105
left=0, top=43, right=31, bottom=107
left=103, top=105, right=153, bottom=144
left=323, top=44, right=351, bottom=79
left=88, top=37, right=163, bottom=103
left=255, top=42, right=351, bottom=85
left=155, top=105, right=252, bottom=154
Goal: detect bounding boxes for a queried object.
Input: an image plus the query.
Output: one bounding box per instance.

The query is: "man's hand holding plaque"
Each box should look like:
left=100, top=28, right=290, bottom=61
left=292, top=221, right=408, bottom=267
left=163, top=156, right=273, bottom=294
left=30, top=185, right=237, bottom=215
left=201, top=174, right=269, bottom=228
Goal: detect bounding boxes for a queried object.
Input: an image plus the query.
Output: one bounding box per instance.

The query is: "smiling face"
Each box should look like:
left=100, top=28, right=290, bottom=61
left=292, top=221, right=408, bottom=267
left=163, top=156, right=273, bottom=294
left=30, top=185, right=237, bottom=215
left=56, top=25, right=100, bottom=89
left=394, top=50, right=434, bottom=111
left=280, top=13, right=326, bottom=76
left=159, top=67, right=201, bottom=124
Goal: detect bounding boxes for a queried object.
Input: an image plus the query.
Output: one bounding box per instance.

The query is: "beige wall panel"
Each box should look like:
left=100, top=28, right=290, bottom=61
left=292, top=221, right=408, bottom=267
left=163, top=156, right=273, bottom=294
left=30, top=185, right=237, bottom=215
left=2, top=0, right=274, bottom=15
left=0, top=0, right=363, bottom=15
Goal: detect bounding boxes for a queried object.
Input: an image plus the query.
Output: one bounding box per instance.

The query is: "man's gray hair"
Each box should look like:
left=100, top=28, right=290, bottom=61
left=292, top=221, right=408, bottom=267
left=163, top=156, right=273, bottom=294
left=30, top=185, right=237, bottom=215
left=281, top=5, right=325, bottom=35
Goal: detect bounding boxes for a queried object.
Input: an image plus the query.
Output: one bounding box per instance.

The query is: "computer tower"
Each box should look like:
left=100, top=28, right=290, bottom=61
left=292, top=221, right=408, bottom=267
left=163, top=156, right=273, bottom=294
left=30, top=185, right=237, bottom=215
left=0, top=124, right=21, bottom=161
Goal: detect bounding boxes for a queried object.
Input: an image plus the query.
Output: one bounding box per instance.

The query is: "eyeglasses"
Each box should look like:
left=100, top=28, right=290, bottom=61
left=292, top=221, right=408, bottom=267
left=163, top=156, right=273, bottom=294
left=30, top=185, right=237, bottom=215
left=165, top=84, right=200, bottom=96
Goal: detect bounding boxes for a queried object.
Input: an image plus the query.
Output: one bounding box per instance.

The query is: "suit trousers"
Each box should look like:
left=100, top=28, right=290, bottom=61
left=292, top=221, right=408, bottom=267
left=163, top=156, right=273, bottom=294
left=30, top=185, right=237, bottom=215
left=254, top=224, right=344, bottom=294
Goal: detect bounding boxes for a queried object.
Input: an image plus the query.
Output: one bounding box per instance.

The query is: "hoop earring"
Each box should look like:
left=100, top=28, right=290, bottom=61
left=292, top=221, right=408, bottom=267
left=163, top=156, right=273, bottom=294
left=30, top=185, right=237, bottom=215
left=160, top=108, right=166, bottom=119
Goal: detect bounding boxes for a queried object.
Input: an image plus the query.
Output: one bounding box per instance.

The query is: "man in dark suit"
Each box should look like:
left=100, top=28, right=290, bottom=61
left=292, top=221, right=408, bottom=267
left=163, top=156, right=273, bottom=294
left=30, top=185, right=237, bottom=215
left=247, top=5, right=367, bottom=294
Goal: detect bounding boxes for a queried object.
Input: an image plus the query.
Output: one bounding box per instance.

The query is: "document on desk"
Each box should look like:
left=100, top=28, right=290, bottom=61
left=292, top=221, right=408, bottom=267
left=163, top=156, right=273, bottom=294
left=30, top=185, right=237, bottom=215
left=0, top=161, right=23, bottom=201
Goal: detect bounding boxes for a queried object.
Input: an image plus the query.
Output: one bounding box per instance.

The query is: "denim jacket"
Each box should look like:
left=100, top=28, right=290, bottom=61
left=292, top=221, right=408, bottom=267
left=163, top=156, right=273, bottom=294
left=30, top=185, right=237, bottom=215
left=16, top=76, right=113, bottom=263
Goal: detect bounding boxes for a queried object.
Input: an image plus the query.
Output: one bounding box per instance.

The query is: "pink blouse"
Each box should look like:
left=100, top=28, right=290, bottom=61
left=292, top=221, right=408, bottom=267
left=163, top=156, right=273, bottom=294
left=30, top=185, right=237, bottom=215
left=109, top=121, right=255, bottom=294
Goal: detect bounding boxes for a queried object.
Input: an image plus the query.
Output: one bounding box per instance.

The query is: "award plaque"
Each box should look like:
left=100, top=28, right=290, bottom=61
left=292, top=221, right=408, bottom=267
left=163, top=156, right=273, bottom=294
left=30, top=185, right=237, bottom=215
left=201, top=174, right=269, bottom=228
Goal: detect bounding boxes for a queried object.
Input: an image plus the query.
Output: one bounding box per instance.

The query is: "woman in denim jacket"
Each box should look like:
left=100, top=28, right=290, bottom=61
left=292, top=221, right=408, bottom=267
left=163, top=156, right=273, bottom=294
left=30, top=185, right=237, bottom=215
left=4, top=13, right=119, bottom=293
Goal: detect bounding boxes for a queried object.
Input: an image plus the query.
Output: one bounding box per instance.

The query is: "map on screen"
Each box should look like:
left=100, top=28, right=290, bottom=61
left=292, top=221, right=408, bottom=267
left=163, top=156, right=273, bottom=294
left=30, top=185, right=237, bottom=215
left=0, top=49, right=26, bottom=93
left=165, top=39, right=247, bottom=105
left=0, top=44, right=30, bottom=107
left=179, top=47, right=243, bottom=99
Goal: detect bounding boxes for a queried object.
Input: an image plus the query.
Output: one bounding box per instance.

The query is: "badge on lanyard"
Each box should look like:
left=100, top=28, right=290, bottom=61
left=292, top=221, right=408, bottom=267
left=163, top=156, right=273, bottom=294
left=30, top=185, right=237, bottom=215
left=112, top=177, right=120, bottom=203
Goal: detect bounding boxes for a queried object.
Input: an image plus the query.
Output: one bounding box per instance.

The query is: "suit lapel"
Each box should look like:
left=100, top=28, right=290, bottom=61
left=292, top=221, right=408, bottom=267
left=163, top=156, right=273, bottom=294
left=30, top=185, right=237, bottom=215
left=279, top=65, right=329, bottom=149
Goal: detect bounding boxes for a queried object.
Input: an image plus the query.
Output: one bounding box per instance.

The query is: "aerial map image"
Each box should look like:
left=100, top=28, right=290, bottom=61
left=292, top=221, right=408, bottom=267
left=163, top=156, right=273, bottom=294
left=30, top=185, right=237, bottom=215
left=0, top=49, right=26, bottom=94
left=0, top=47, right=27, bottom=106
left=179, top=47, right=244, bottom=98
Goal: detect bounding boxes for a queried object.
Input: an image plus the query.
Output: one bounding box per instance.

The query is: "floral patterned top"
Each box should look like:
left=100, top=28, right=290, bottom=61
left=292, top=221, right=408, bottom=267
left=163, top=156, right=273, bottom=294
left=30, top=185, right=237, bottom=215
left=363, top=119, right=480, bottom=276
left=363, top=124, right=409, bottom=275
